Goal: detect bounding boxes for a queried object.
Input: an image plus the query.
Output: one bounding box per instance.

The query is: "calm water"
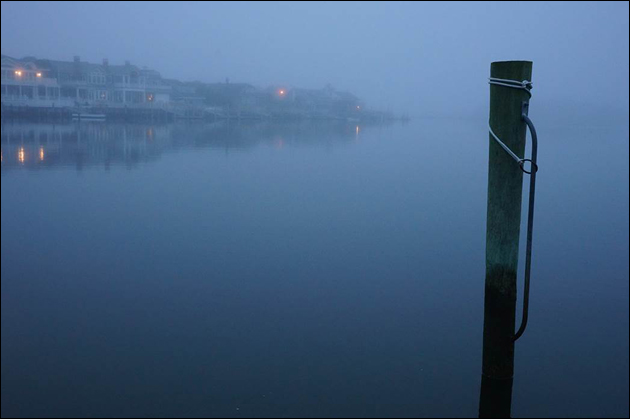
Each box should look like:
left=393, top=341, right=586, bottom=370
left=1, top=119, right=628, bottom=418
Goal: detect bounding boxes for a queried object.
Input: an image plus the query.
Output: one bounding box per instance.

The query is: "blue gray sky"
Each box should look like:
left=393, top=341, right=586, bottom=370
left=1, top=1, right=628, bottom=117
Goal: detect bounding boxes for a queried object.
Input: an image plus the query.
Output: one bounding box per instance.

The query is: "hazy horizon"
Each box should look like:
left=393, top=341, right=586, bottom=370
left=1, top=1, right=628, bottom=118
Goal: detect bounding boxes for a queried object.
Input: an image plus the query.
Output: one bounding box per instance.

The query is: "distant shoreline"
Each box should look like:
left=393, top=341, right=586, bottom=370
left=1, top=103, right=410, bottom=125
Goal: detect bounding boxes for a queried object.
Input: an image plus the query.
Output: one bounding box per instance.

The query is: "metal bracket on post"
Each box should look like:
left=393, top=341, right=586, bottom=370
left=518, top=102, right=538, bottom=175
left=488, top=102, right=539, bottom=176
left=487, top=94, right=540, bottom=341
left=513, top=102, right=539, bottom=342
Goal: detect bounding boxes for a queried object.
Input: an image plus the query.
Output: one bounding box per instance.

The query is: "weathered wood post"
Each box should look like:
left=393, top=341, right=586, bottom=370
left=480, top=61, right=533, bottom=418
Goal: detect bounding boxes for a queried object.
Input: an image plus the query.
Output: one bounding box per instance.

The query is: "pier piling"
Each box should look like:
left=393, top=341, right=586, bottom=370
left=479, top=60, right=533, bottom=418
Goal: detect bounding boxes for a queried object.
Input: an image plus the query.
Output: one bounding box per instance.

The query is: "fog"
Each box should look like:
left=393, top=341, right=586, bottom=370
left=2, top=2, right=630, bottom=419
left=1, top=1, right=628, bottom=117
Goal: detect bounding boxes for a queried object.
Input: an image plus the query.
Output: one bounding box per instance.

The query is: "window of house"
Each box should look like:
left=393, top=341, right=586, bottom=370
left=61, top=87, right=76, bottom=98
left=47, top=87, right=59, bottom=98
left=91, top=74, right=105, bottom=84
left=22, top=86, right=34, bottom=98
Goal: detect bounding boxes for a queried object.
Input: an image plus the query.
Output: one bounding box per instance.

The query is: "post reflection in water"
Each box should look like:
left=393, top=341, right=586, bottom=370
left=0, top=121, right=367, bottom=172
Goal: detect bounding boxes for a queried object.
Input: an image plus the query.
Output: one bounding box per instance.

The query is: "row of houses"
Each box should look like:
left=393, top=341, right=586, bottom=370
left=1, top=55, right=371, bottom=120
left=1, top=55, right=171, bottom=108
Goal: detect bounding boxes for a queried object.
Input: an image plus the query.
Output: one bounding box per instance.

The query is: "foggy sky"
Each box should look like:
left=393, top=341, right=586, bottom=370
left=1, top=1, right=628, bottom=117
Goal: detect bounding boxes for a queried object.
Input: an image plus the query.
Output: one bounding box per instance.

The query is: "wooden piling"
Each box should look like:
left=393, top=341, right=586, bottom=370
left=480, top=61, right=533, bottom=418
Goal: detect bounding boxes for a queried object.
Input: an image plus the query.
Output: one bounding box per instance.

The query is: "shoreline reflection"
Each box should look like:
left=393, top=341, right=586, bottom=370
left=1, top=121, right=375, bottom=172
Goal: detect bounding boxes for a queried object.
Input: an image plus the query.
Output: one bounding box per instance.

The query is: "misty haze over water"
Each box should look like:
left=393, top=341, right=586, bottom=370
left=2, top=1, right=628, bottom=118
left=1, top=2, right=629, bottom=418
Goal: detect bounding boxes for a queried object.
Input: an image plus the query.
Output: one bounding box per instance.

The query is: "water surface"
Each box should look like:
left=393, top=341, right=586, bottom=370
left=1, top=119, right=628, bottom=418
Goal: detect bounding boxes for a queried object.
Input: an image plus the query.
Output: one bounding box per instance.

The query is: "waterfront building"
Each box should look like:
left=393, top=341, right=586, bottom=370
left=1, top=55, right=171, bottom=108
left=1, top=55, right=63, bottom=106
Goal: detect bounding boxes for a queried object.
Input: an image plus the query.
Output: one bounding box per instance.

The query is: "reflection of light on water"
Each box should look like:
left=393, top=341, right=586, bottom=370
left=39, top=147, right=45, bottom=162
left=18, top=148, right=25, bottom=164
left=274, top=137, right=285, bottom=149
left=355, top=126, right=360, bottom=142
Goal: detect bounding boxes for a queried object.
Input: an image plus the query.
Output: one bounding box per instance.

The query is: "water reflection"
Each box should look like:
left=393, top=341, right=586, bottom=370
left=1, top=118, right=628, bottom=418
left=1, top=121, right=369, bottom=172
